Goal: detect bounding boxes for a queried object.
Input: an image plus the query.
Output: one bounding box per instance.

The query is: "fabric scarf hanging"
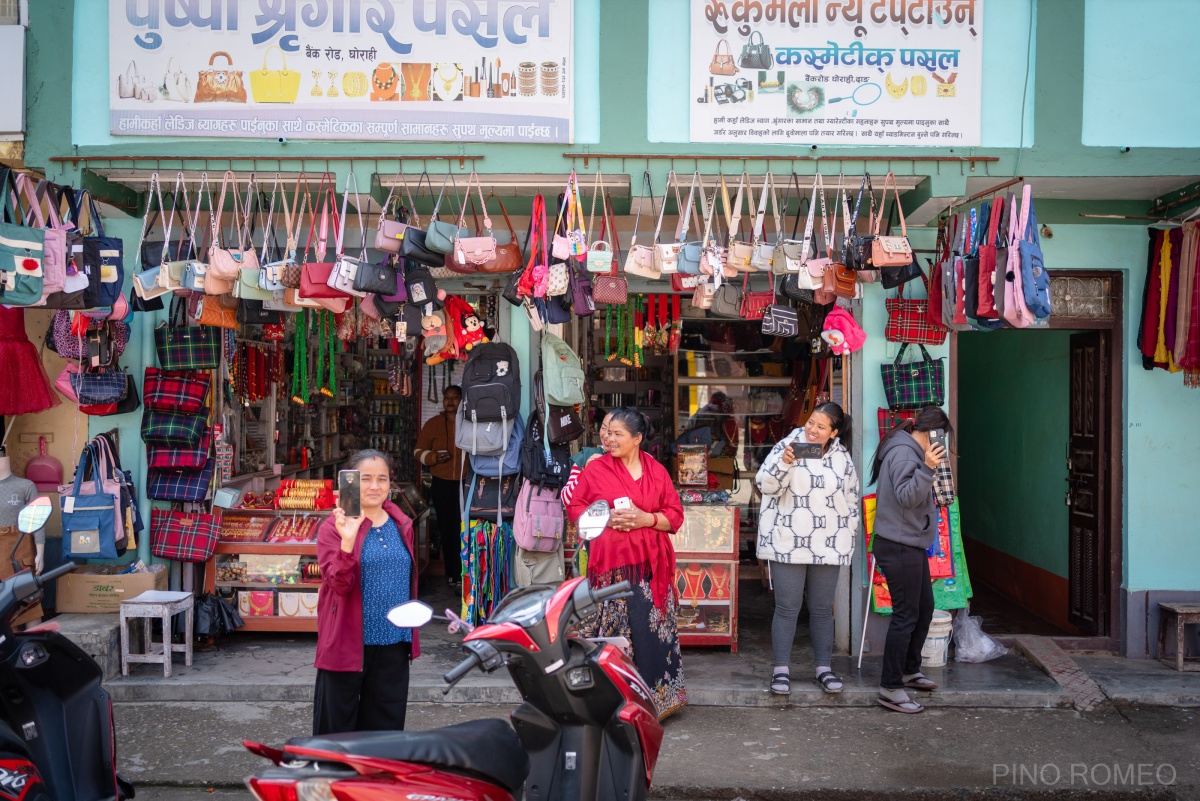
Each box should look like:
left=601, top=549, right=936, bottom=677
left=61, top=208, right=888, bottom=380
left=461, top=519, right=513, bottom=627
left=1179, top=222, right=1200, bottom=386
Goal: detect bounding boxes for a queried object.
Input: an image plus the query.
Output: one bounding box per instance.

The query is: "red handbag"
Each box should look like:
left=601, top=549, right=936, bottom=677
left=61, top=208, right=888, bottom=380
left=150, top=509, right=220, bottom=564
left=299, top=176, right=350, bottom=300
left=144, top=367, right=211, bottom=414
left=926, top=221, right=949, bottom=333
left=884, top=268, right=947, bottom=345
left=738, top=273, right=774, bottom=320
left=976, top=195, right=1004, bottom=319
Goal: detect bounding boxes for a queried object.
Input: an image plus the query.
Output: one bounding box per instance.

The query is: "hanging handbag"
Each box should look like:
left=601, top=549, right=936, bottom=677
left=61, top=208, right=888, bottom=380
left=69, top=370, right=128, bottom=406
left=405, top=266, right=438, bottom=306
left=871, top=172, right=915, bottom=267
left=451, top=172, right=499, bottom=269
left=79, top=373, right=140, bottom=416
left=942, top=211, right=974, bottom=331
left=299, top=175, right=350, bottom=300
left=354, top=256, right=399, bottom=295
left=144, top=367, right=210, bottom=414
left=760, top=301, right=799, bottom=337
left=740, top=272, right=775, bottom=319
left=373, top=176, right=417, bottom=252
left=624, top=171, right=660, bottom=280
left=150, top=508, right=220, bottom=562
left=591, top=191, right=628, bottom=305
left=0, top=171, right=46, bottom=307
left=147, top=458, right=216, bottom=503
left=67, top=188, right=125, bottom=309
left=326, top=172, right=369, bottom=298
left=569, top=260, right=596, bottom=317
left=692, top=280, right=717, bottom=311
left=551, top=171, right=588, bottom=260
left=877, top=195, right=923, bottom=289
left=27, top=178, right=70, bottom=303
left=976, top=195, right=1004, bottom=320
left=1001, top=192, right=1035, bottom=328
left=842, top=173, right=877, bottom=271
left=680, top=176, right=717, bottom=276
left=147, top=431, right=212, bottom=470
left=142, top=410, right=209, bottom=448
left=425, top=172, right=470, bottom=254
left=481, top=195, right=524, bottom=274
left=709, top=38, right=738, bottom=75
left=155, top=298, right=221, bottom=369
left=236, top=299, right=282, bottom=326
left=722, top=173, right=756, bottom=272
left=206, top=171, right=260, bottom=294
left=193, top=294, right=239, bottom=329
left=880, top=344, right=945, bottom=410
left=59, top=447, right=119, bottom=560
left=885, top=268, right=947, bottom=345
left=1016, top=184, right=1051, bottom=318
left=653, top=171, right=700, bottom=275
left=739, top=30, right=773, bottom=70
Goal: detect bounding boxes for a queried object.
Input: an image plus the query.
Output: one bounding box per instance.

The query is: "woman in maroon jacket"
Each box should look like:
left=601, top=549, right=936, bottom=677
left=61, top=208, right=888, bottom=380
left=313, top=450, right=420, bottom=735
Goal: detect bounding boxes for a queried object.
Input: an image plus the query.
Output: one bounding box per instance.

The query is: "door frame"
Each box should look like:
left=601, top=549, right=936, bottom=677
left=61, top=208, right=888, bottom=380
left=947, top=269, right=1123, bottom=651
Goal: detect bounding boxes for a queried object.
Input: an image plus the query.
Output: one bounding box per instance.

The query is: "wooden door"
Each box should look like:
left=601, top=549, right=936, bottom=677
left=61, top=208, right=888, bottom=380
left=1067, top=331, right=1109, bottom=634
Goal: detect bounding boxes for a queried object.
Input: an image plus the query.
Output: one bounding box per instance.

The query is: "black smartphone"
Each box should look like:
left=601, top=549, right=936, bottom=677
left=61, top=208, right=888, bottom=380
left=338, top=470, right=361, bottom=517
left=929, top=429, right=947, bottom=452
left=790, top=442, right=824, bottom=460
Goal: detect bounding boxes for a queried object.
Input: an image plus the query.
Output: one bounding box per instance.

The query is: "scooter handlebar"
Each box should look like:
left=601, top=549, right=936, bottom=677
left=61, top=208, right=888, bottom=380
left=38, top=561, right=76, bottom=586
left=443, top=652, right=481, bottom=688
left=591, top=580, right=632, bottom=605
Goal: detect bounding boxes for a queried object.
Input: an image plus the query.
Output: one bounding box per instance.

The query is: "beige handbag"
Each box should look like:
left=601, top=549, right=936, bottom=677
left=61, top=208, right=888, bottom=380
left=724, top=173, right=756, bottom=271
left=624, top=170, right=660, bottom=280
left=206, top=171, right=260, bottom=294
left=652, top=171, right=700, bottom=275
left=871, top=172, right=914, bottom=267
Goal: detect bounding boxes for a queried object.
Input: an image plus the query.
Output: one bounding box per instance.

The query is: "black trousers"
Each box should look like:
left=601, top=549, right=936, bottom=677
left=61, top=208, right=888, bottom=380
left=430, top=476, right=463, bottom=580
left=872, top=536, right=935, bottom=690
left=312, top=642, right=412, bottom=735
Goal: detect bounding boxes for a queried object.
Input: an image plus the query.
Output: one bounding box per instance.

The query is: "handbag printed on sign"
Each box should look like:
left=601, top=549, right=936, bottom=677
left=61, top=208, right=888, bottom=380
left=739, top=31, right=773, bottom=70
left=194, top=52, right=248, bottom=103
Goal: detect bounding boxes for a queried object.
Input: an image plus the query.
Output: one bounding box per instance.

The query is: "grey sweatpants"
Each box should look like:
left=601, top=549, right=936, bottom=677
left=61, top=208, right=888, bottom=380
left=770, top=561, right=841, bottom=667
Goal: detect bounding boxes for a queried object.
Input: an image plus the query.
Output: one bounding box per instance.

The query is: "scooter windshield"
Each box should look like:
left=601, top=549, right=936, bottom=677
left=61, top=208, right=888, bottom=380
left=489, top=585, right=554, bottom=627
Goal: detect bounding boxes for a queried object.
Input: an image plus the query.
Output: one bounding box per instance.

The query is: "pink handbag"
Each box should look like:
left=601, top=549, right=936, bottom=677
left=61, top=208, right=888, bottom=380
left=15, top=175, right=66, bottom=302
left=205, top=171, right=260, bottom=293
left=624, top=171, right=660, bottom=280
left=451, top=172, right=497, bottom=269
left=1002, top=188, right=1035, bottom=329
left=871, top=172, right=915, bottom=268
left=373, top=176, right=417, bottom=253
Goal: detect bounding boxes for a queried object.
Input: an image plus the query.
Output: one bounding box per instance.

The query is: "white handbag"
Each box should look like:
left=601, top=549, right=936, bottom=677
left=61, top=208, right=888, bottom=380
left=326, top=173, right=368, bottom=298
left=624, top=171, right=661, bottom=280
left=162, top=57, right=193, bottom=102
left=546, top=262, right=570, bottom=296
left=651, top=171, right=700, bottom=275
left=749, top=173, right=781, bottom=272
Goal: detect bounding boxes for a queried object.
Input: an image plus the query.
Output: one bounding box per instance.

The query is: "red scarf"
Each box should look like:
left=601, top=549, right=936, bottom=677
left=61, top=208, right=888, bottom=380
left=565, top=451, right=683, bottom=610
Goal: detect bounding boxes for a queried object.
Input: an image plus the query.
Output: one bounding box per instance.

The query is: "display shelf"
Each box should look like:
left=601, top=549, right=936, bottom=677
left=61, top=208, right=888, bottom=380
left=215, top=581, right=320, bottom=589
left=671, top=506, right=740, bottom=651
left=212, top=542, right=318, bottom=556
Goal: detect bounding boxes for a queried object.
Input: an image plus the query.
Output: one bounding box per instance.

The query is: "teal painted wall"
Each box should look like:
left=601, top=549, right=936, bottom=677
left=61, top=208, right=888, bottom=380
left=956, top=331, right=1071, bottom=579
left=1082, top=0, right=1200, bottom=148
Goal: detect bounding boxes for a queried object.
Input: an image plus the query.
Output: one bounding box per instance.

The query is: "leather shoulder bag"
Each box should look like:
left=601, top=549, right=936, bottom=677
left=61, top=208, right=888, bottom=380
left=624, top=170, right=660, bottom=280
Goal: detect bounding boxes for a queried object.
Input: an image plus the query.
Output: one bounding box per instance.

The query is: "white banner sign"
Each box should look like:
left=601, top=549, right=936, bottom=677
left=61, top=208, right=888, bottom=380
left=690, top=0, right=982, bottom=146
left=109, top=0, right=573, bottom=143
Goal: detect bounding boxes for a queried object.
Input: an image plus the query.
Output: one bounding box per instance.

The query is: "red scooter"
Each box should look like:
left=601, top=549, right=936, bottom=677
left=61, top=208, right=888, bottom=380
left=244, top=576, right=664, bottom=801
left=0, top=498, right=135, bottom=801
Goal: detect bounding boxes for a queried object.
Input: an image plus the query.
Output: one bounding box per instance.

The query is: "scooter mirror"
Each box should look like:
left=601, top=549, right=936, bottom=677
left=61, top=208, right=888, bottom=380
left=387, top=600, right=434, bottom=629
left=577, top=500, right=611, bottom=541
left=18, top=498, right=52, bottom=535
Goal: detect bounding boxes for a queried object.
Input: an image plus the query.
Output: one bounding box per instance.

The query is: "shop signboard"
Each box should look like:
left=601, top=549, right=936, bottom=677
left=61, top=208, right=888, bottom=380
left=109, top=0, right=574, bottom=143
left=689, top=0, right=983, bottom=146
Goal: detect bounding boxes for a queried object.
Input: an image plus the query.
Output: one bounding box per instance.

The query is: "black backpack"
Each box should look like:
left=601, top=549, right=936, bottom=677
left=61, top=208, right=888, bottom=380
left=461, top=341, right=521, bottom=424
left=521, top=410, right=570, bottom=489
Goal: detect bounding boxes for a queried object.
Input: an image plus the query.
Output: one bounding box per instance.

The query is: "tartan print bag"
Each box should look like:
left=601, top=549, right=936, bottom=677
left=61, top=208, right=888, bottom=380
left=144, top=368, right=211, bottom=414
left=147, top=458, right=216, bottom=503
left=147, top=431, right=212, bottom=469
left=880, top=343, right=945, bottom=410
left=150, top=508, right=219, bottom=562
left=884, top=268, right=947, bottom=345
left=141, top=410, right=208, bottom=448
left=155, top=297, right=222, bottom=370
left=876, top=407, right=917, bottom=440
left=69, top=370, right=129, bottom=406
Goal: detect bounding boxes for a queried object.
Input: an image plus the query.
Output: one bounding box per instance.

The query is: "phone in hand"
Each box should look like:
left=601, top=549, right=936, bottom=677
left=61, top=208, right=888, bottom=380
left=929, top=429, right=947, bottom=453
left=338, top=470, right=362, bottom=518
left=790, top=442, right=824, bottom=460
left=614, top=497, right=632, bottom=511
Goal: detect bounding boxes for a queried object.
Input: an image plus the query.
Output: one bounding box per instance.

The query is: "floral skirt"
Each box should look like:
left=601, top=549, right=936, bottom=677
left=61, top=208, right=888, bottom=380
left=579, top=566, right=687, bottom=721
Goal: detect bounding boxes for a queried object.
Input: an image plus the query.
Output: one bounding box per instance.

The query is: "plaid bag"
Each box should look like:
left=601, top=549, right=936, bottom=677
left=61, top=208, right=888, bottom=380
left=142, top=410, right=208, bottom=448
left=147, top=458, right=216, bottom=503
left=147, top=431, right=212, bottom=469
left=154, top=323, right=221, bottom=370
left=933, top=460, right=956, bottom=507
left=884, top=268, right=946, bottom=346
left=876, top=407, right=917, bottom=440
left=150, top=508, right=219, bottom=563
left=880, top=344, right=944, bottom=410
left=69, top=370, right=129, bottom=406
left=144, top=368, right=211, bottom=414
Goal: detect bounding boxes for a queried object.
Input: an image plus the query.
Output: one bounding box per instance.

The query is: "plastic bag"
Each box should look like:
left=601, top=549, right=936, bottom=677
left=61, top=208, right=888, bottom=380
left=952, top=606, right=1007, bottom=663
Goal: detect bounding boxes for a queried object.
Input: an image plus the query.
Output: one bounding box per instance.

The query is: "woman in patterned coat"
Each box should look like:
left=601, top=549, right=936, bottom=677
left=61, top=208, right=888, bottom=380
left=756, top=402, right=859, bottom=696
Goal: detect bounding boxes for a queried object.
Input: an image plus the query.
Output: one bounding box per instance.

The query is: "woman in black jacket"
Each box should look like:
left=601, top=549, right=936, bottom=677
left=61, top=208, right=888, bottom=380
left=868, top=406, right=950, bottom=714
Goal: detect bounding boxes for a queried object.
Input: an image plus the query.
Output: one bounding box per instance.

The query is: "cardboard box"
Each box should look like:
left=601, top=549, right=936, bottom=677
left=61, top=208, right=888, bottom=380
left=55, top=564, right=168, bottom=614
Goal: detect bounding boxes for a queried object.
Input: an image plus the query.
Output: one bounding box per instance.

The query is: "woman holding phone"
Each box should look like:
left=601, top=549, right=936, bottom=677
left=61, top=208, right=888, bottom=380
left=869, top=405, right=951, bottom=714
left=756, top=402, right=859, bottom=696
left=313, top=449, right=419, bottom=735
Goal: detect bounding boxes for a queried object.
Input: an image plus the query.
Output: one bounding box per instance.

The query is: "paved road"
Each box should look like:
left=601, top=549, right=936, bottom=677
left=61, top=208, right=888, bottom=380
left=116, top=701, right=1199, bottom=800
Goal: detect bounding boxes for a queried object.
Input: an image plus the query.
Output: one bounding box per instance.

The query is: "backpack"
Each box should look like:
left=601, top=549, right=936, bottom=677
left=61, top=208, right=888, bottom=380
left=461, top=341, right=521, bottom=423
left=535, top=370, right=585, bottom=445
left=512, top=479, right=564, bottom=553
left=469, top=412, right=524, bottom=477
left=540, top=331, right=585, bottom=406
left=521, top=410, right=570, bottom=489
left=455, top=404, right=514, bottom=456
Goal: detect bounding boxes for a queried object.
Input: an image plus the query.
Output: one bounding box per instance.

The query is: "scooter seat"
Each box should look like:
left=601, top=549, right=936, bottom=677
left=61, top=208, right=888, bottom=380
left=286, top=719, right=530, bottom=793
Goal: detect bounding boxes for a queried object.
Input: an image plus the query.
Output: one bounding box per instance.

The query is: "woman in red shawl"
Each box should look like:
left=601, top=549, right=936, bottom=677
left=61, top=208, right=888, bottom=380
left=565, top=408, right=687, bottom=720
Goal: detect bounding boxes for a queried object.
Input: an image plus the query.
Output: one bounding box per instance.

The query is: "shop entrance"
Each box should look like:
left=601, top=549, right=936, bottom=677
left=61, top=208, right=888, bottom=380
left=952, top=271, right=1123, bottom=646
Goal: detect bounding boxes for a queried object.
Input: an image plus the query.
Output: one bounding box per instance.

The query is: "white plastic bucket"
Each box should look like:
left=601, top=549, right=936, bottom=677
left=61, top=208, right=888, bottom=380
left=921, top=610, right=954, bottom=667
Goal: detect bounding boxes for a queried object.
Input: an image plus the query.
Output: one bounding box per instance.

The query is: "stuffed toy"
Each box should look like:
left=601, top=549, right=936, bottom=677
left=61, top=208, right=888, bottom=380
left=460, top=312, right=489, bottom=351
left=820, top=306, right=866, bottom=356
left=421, top=309, right=448, bottom=364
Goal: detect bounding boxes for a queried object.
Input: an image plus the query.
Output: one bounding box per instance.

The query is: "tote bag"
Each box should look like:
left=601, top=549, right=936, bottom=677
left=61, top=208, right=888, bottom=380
left=880, top=344, right=945, bottom=410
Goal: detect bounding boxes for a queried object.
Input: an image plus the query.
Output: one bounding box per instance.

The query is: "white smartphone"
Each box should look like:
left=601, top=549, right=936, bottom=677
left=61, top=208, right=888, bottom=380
left=614, top=497, right=632, bottom=510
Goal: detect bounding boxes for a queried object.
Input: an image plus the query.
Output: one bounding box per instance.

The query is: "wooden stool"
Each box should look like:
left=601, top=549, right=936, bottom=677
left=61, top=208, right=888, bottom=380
left=120, top=590, right=194, bottom=678
left=1157, top=602, right=1200, bottom=672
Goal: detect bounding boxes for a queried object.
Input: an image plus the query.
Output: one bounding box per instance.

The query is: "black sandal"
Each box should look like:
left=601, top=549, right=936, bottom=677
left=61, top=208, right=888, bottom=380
left=816, top=670, right=843, bottom=694
left=769, top=672, right=791, bottom=695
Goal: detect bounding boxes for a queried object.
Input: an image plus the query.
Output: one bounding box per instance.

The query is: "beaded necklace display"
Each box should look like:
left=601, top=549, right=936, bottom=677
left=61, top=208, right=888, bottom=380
left=317, top=310, right=338, bottom=397
left=604, top=304, right=614, bottom=363
left=291, top=309, right=309, bottom=405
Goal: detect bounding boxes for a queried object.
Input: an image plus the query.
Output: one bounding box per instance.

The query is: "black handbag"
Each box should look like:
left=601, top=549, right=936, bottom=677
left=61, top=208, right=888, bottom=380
left=843, top=174, right=876, bottom=271
left=467, top=472, right=520, bottom=517
left=760, top=304, right=799, bottom=337
left=404, top=267, right=438, bottom=306
left=569, top=261, right=595, bottom=318
left=739, top=31, right=772, bottom=70
left=400, top=227, right=443, bottom=267
left=353, top=257, right=399, bottom=295
left=236, top=300, right=283, bottom=326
